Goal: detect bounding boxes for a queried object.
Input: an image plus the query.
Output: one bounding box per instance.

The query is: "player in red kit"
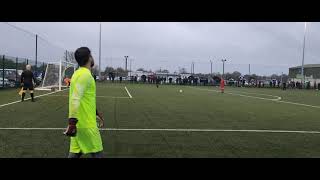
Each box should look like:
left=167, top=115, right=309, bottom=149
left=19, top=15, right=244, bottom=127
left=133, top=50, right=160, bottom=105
left=220, top=78, right=225, bottom=93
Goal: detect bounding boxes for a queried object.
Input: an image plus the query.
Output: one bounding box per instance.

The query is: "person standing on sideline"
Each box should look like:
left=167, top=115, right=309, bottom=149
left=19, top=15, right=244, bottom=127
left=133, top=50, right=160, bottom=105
left=20, top=64, right=37, bottom=102
left=282, top=81, right=286, bottom=90
left=92, top=73, right=97, bottom=82
left=220, top=78, right=225, bottom=93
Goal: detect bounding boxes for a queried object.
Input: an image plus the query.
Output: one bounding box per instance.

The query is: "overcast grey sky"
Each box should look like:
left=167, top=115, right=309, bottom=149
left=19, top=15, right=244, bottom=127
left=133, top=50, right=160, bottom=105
left=0, top=22, right=319, bottom=76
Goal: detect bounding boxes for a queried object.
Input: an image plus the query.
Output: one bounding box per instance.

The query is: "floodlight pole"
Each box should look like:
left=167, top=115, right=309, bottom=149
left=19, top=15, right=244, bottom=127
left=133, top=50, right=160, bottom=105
left=221, top=59, right=227, bottom=79
left=129, top=59, right=132, bottom=77
left=59, top=59, right=62, bottom=91
left=124, top=56, right=129, bottom=72
left=193, top=62, right=195, bottom=74
left=301, top=22, right=307, bottom=88
left=99, top=22, right=102, bottom=79
left=65, top=50, right=68, bottom=61
left=210, top=60, right=213, bottom=75
left=2, top=56, right=4, bottom=88
left=35, top=34, right=38, bottom=72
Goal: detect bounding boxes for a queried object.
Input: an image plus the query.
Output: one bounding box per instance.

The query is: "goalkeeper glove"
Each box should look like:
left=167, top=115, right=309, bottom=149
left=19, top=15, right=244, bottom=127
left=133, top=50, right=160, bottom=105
left=64, top=118, right=78, bottom=137
left=96, top=110, right=105, bottom=128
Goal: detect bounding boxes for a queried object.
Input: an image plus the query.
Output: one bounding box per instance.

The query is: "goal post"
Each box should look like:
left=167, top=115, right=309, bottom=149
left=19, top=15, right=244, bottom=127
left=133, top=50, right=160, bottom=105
left=36, top=60, right=77, bottom=91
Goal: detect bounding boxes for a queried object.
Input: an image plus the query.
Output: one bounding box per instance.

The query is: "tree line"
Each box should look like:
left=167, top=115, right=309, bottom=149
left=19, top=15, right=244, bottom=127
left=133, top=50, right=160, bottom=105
left=94, top=65, right=289, bottom=82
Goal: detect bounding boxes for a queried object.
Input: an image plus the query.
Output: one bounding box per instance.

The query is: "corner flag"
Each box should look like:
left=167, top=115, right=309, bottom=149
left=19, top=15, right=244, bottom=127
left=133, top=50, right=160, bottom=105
left=18, top=87, right=23, bottom=96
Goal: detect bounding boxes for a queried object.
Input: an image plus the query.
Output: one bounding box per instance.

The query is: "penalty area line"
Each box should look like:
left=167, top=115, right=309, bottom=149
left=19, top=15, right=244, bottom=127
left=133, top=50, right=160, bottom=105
left=125, top=86, right=133, bottom=98
left=189, top=87, right=281, bottom=101
left=0, top=88, right=69, bottom=109
left=189, top=87, right=320, bottom=109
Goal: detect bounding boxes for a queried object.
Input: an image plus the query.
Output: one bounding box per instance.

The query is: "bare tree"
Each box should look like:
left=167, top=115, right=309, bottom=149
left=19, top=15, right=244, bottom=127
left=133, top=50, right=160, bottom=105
left=64, top=51, right=75, bottom=63
left=137, top=68, right=146, bottom=72
left=116, top=67, right=128, bottom=77
left=156, top=69, right=169, bottom=73
left=179, top=68, right=188, bottom=74
left=92, top=66, right=99, bottom=75
left=231, top=71, right=242, bottom=80
left=104, top=67, right=115, bottom=74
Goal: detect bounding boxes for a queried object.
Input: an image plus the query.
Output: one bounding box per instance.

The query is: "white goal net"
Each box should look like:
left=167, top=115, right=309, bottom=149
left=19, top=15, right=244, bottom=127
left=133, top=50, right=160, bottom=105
left=36, top=60, right=77, bottom=91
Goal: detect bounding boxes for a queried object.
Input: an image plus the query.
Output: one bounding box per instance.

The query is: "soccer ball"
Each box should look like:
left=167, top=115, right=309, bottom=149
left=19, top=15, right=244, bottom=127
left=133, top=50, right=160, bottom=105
left=179, top=89, right=183, bottom=93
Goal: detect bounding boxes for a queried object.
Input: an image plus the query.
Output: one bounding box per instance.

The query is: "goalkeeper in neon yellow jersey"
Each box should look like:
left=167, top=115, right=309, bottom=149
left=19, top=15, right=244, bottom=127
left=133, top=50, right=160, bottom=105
left=64, top=47, right=104, bottom=158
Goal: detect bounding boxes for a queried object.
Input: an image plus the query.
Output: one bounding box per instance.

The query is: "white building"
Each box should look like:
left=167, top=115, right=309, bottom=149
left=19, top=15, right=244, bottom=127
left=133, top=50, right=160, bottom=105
left=180, top=73, right=192, bottom=79
left=130, top=71, right=154, bottom=81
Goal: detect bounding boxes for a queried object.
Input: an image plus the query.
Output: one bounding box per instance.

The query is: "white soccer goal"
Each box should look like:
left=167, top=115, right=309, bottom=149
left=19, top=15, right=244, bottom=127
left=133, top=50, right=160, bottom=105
left=36, top=60, right=77, bottom=91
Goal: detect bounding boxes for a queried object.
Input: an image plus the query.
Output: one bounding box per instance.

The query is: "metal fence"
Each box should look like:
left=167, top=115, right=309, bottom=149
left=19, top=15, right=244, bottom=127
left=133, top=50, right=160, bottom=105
left=0, top=23, right=73, bottom=89
left=0, top=54, right=48, bottom=89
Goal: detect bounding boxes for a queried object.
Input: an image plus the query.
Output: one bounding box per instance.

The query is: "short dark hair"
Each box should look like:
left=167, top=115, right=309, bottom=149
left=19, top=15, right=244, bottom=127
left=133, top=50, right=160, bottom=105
left=74, top=47, right=91, bottom=66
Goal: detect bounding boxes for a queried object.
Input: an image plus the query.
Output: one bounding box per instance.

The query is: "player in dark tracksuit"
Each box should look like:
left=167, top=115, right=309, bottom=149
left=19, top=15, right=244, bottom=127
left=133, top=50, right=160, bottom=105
left=20, top=65, right=37, bottom=102
left=156, top=77, right=160, bottom=88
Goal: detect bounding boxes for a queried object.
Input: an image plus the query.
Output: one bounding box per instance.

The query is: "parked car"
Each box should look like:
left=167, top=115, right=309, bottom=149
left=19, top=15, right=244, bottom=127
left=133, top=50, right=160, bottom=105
left=227, top=78, right=235, bottom=86
left=0, top=78, right=10, bottom=87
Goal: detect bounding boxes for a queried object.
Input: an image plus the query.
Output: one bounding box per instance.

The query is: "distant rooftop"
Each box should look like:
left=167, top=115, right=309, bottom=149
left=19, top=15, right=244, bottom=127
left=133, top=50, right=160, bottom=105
left=290, top=64, right=320, bottom=69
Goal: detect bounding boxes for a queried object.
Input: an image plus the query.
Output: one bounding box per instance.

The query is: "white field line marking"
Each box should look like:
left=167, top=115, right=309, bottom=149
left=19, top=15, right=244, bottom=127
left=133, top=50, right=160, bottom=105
left=226, top=90, right=282, bottom=100
left=125, top=86, right=133, bottom=98
left=0, top=127, right=320, bottom=134
left=190, top=87, right=320, bottom=109
left=0, top=88, right=69, bottom=109
left=47, top=95, right=130, bottom=99
left=96, top=86, right=127, bottom=88
left=190, top=87, right=281, bottom=101
left=274, top=100, right=320, bottom=109
left=227, top=91, right=282, bottom=101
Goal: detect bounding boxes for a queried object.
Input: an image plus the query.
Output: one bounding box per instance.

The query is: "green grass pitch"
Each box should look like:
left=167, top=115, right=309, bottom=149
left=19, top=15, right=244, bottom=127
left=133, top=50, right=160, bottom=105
left=1, top=82, right=320, bottom=158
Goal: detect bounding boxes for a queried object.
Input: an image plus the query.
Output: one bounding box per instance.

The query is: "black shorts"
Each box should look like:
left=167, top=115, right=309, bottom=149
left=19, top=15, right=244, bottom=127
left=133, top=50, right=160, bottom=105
left=23, top=83, right=34, bottom=91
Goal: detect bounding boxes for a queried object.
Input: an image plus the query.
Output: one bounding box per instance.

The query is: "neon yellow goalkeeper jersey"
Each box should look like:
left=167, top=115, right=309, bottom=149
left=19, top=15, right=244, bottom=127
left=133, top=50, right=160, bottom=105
left=68, top=67, right=103, bottom=154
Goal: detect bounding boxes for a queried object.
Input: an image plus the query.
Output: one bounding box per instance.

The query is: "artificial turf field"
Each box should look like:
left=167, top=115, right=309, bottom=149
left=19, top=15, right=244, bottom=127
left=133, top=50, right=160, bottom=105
left=1, top=82, right=320, bottom=158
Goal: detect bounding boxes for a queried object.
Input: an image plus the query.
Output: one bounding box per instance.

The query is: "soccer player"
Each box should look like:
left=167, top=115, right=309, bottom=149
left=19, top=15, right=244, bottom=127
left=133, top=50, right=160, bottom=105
left=92, top=73, right=97, bottom=82
left=64, top=47, right=105, bottom=158
left=20, top=64, right=36, bottom=102
left=156, top=77, right=160, bottom=88
left=282, top=81, right=286, bottom=90
left=64, top=77, right=71, bottom=87
left=220, top=78, right=225, bottom=93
